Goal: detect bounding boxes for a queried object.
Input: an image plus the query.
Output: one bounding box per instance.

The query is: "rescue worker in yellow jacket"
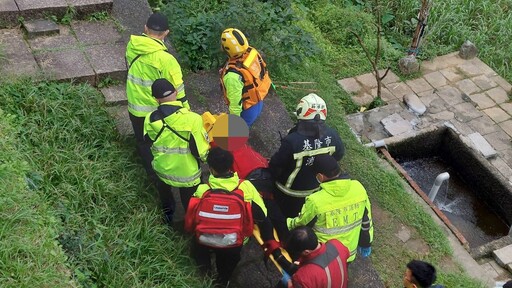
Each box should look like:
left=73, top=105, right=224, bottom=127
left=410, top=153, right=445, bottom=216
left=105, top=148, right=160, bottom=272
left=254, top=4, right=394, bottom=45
left=126, top=13, right=189, bottom=179
left=287, top=154, right=373, bottom=262
left=187, top=147, right=277, bottom=287
left=219, top=28, right=272, bottom=127
left=269, top=94, right=345, bottom=218
left=144, top=79, right=208, bottom=225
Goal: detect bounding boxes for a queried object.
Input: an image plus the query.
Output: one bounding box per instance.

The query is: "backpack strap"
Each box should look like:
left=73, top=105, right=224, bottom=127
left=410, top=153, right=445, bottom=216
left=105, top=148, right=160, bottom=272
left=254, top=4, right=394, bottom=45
left=204, top=179, right=245, bottom=200
left=153, top=106, right=190, bottom=143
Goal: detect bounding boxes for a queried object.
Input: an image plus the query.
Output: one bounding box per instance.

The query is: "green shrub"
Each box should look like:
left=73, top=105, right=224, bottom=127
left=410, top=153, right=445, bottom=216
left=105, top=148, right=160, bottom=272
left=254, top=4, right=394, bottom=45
left=314, top=4, right=375, bottom=46
left=162, top=0, right=319, bottom=71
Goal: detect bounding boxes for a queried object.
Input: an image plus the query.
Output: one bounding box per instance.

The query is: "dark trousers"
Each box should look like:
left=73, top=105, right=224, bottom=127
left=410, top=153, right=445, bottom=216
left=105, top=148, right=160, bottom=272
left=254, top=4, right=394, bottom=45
left=156, top=180, right=198, bottom=217
left=263, top=198, right=290, bottom=243
left=192, top=242, right=242, bottom=286
left=130, top=113, right=197, bottom=218
left=274, top=189, right=306, bottom=219
left=129, top=113, right=156, bottom=181
left=247, top=169, right=290, bottom=242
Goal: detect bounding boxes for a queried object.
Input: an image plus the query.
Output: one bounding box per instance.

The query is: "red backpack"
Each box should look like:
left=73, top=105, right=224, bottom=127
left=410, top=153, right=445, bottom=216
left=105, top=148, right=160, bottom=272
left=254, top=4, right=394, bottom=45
left=185, top=182, right=254, bottom=248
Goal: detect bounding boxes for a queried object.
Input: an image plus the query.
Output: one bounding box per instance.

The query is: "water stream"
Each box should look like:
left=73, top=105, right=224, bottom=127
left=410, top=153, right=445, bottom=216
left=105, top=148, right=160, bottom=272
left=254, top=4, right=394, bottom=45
left=398, top=156, right=510, bottom=248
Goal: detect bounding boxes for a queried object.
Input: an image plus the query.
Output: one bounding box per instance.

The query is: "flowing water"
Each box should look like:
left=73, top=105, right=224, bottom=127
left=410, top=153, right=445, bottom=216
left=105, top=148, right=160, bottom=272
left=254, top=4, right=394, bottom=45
left=399, top=156, right=510, bottom=248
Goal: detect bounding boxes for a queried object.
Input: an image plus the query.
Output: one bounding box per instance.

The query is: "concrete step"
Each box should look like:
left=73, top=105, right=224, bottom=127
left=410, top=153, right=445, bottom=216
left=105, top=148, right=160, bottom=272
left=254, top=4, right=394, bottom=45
left=101, top=84, right=127, bottom=106
left=0, top=0, right=113, bottom=28
left=23, top=19, right=60, bottom=39
left=493, top=244, right=512, bottom=268
left=1, top=18, right=126, bottom=86
left=0, top=29, right=41, bottom=80
left=106, top=105, right=132, bottom=136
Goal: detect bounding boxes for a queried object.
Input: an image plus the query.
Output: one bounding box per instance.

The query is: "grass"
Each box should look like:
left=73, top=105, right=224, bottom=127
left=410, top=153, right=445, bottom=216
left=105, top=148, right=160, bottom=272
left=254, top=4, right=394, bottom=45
left=86, top=11, right=125, bottom=33
left=384, top=0, right=512, bottom=82
left=0, top=80, right=211, bottom=287
left=266, top=3, right=490, bottom=286
left=1, top=0, right=509, bottom=286
left=97, top=76, right=121, bottom=89
left=44, top=6, right=77, bottom=25
left=0, top=109, right=74, bottom=287
left=87, top=11, right=110, bottom=22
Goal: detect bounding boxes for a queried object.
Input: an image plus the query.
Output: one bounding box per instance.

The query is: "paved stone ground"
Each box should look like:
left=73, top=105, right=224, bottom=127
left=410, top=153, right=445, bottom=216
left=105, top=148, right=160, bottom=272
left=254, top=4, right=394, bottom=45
left=340, top=52, right=512, bottom=283
left=0, top=18, right=125, bottom=85
left=0, top=0, right=113, bottom=28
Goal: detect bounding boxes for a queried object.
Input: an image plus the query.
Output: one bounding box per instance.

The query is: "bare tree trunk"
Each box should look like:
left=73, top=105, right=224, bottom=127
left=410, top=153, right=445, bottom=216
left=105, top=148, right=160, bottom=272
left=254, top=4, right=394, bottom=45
left=350, top=0, right=390, bottom=101
left=408, top=0, right=432, bottom=56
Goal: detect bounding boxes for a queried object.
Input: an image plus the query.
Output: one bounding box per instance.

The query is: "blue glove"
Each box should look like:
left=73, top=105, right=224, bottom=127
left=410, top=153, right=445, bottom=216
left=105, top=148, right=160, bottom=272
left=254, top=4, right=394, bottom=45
left=358, top=246, right=372, bottom=258
left=280, top=271, right=291, bottom=286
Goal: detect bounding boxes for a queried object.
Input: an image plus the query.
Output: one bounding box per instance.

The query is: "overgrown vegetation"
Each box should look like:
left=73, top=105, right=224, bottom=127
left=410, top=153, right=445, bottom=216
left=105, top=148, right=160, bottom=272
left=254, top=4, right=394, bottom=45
left=162, top=0, right=319, bottom=71
left=383, top=0, right=512, bottom=81
left=45, top=6, right=77, bottom=25
left=0, top=81, right=211, bottom=287
left=87, top=11, right=110, bottom=22
left=3, top=0, right=509, bottom=286
left=160, top=0, right=507, bottom=286
left=97, top=76, right=121, bottom=89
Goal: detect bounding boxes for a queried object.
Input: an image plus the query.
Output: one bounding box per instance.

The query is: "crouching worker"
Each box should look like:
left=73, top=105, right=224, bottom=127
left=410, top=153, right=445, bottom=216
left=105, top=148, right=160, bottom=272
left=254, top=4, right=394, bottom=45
left=185, top=147, right=277, bottom=287
left=269, top=94, right=345, bottom=218
left=287, top=154, right=373, bottom=262
left=144, top=79, right=209, bottom=226
left=279, top=226, right=350, bottom=288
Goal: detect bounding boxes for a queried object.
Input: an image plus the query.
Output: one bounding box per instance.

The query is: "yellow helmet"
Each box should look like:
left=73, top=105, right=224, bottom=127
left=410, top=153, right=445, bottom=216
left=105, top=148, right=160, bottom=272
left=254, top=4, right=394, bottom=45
left=221, top=28, right=249, bottom=58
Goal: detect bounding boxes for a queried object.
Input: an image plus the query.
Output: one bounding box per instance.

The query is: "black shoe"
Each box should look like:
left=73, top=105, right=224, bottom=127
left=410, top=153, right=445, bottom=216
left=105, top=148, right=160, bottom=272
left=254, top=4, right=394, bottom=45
left=163, top=212, right=174, bottom=227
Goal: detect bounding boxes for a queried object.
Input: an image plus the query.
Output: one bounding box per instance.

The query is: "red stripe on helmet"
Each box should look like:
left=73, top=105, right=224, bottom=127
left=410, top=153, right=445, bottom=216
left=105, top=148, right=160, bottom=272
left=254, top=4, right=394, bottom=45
left=303, top=108, right=317, bottom=117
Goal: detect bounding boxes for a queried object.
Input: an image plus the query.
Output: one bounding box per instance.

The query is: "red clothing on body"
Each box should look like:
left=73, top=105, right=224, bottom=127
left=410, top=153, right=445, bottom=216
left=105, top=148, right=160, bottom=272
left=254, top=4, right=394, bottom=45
left=231, top=143, right=268, bottom=179
left=291, top=239, right=349, bottom=288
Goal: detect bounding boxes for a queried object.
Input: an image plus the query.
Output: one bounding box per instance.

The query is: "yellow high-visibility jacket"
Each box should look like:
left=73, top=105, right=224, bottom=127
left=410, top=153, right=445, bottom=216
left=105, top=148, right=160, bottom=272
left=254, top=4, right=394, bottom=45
left=193, top=173, right=267, bottom=215
left=287, top=177, right=373, bottom=262
left=144, top=101, right=209, bottom=187
left=126, top=34, right=188, bottom=117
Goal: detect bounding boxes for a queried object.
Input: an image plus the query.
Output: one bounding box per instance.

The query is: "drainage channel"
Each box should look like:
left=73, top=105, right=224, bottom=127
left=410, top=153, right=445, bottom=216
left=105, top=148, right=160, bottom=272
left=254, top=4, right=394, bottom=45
left=376, top=127, right=512, bottom=255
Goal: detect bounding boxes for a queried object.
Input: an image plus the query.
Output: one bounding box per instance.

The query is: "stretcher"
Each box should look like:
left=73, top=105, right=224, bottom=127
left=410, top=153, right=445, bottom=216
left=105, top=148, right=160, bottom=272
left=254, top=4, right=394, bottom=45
left=253, top=225, right=292, bottom=275
left=203, top=111, right=292, bottom=274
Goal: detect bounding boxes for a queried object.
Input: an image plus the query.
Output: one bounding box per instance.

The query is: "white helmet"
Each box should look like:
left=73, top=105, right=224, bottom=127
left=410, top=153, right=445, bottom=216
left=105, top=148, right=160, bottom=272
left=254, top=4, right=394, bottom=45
left=295, top=93, right=327, bottom=121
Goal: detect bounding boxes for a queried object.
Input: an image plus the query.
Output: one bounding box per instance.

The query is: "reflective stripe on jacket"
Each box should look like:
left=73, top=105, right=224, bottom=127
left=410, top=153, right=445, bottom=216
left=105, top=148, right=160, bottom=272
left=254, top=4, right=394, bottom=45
left=194, top=173, right=268, bottom=216
left=270, top=123, right=345, bottom=197
left=292, top=240, right=349, bottom=288
left=278, top=146, right=336, bottom=197
left=126, top=34, right=188, bottom=117
left=287, top=178, right=373, bottom=262
left=144, top=101, right=209, bottom=187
